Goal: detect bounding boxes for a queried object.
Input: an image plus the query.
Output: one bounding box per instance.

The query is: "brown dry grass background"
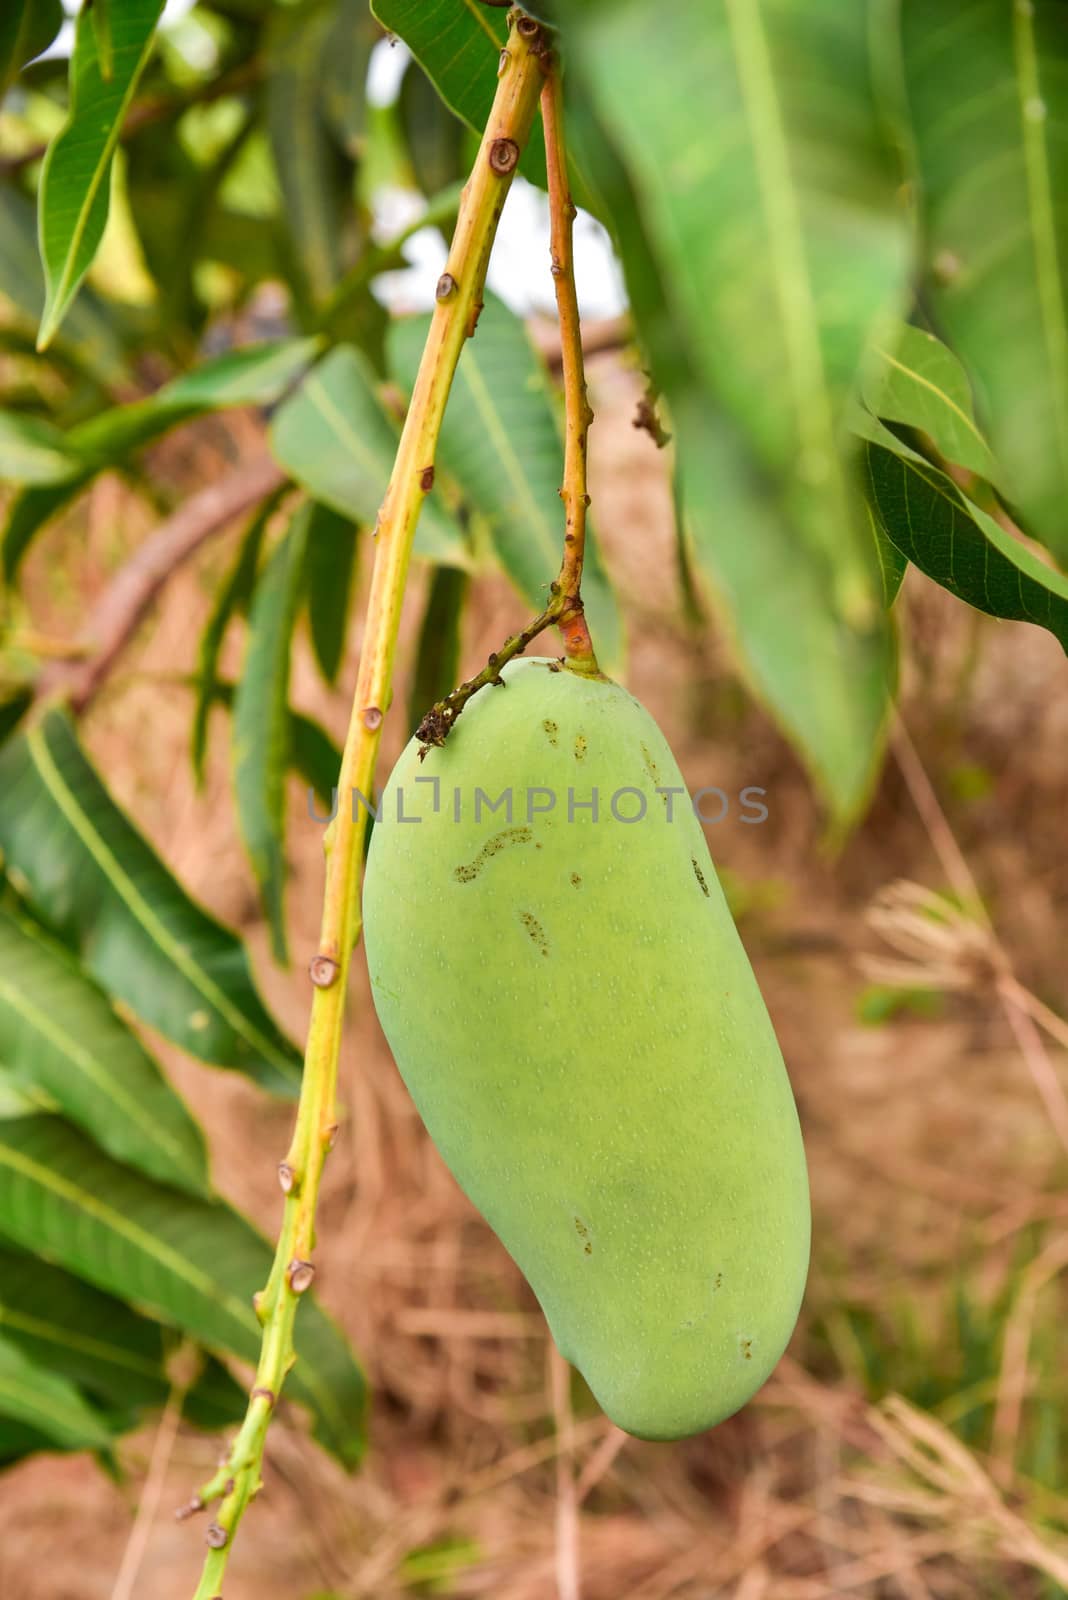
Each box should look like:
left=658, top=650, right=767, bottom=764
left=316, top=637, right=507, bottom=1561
left=2, top=352, right=1068, bottom=1599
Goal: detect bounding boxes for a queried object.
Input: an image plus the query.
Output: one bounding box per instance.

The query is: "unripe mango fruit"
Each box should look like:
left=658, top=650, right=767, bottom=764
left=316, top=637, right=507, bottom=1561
left=362, top=657, right=809, bottom=1439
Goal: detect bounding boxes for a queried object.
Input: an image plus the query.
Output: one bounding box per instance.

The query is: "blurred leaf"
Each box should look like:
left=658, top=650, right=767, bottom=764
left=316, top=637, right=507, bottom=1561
left=0, top=189, right=129, bottom=389
left=289, top=710, right=342, bottom=813
left=0, top=1244, right=246, bottom=1431
left=192, top=491, right=279, bottom=785
left=408, top=565, right=468, bottom=733
left=0, top=413, right=83, bottom=486
left=389, top=296, right=623, bottom=671
left=37, top=0, right=166, bottom=348
left=0, top=710, right=302, bottom=1093
left=233, top=509, right=310, bottom=964
left=266, top=1, right=354, bottom=311
left=398, top=55, right=467, bottom=197
left=370, top=0, right=550, bottom=191
left=0, top=0, right=65, bottom=97
left=321, top=0, right=373, bottom=158
left=860, top=325, right=1000, bottom=485
left=304, top=502, right=359, bottom=685
left=0, top=909, right=209, bottom=1195
left=0, top=1116, right=367, bottom=1466
left=3, top=340, right=315, bottom=579
left=270, top=344, right=470, bottom=567
left=901, top=3, right=1068, bottom=563
left=860, top=429, right=1068, bottom=655
left=0, top=1328, right=113, bottom=1452
left=557, top=0, right=910, bottom=821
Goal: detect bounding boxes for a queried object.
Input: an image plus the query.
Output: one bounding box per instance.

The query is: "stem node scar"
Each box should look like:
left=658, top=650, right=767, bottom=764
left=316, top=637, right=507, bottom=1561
left=288, top=1259, right=316, bottom=1294
left=205, top=1525, right=228, bottom=1551
left=419, top=465, right=435, bottom=491
left=435, top=272, right=457, bottom=301
left=489, top=137, right=520, bottom=174
left=250, top=1386, right=276, bottom=1407
left=308, top=953, right=339, bottom=988
left=361, top=706, right=383, bottom=730
left=277, top=1162, right=297, bottom=1194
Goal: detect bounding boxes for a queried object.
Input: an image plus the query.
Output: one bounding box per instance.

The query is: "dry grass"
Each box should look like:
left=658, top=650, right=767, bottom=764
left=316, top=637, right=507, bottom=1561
left=1, top=357, right=1067, bottom=1600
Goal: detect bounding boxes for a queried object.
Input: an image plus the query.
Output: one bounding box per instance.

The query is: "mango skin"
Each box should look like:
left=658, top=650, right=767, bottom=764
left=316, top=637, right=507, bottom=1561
left=362, top=658, right=810, bottom=1440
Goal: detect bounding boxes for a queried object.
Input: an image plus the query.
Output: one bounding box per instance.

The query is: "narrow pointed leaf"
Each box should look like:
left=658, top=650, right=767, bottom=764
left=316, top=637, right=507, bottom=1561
left=37, top=0, right=166, bottom=349
left=0, top=910, right=208, bottom=1195
left=860, top=324, right=1000, bottom=485
left=3, top=340, right=315, bottom=580
left=859, top=425, right=1068, bottom=654
left=232, top=512, right=310, bottom=964
left=0, top=0, right=65, bottom=98
left=0, top=710, right=302, bottom=1093
left=0, top=413, right=84, bottom=486
left=304, top=502, right=360, bottom=686
left=0, top=1245, right=245, bottom=1430
left=901, top=1, right=1068, bottom=562
left=388, top=295, right=623, bottom=672
left=0, top=1117, right=367, bottom=1466
left=270, top=344, right=470, bottom=567
left=0, top=1329, right=113, bottom=1452
left=192, top=493, right=278, bottom=785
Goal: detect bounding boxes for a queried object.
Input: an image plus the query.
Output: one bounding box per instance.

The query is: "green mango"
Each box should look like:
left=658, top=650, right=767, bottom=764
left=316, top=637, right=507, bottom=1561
left=362, top=657, right=809, bottom=1439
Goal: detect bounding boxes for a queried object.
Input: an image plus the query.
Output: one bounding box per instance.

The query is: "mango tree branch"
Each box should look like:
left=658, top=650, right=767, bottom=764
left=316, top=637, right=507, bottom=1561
left=415, top=52, right=601, bottom=754
left=185, top=18, right=548, bottom=1598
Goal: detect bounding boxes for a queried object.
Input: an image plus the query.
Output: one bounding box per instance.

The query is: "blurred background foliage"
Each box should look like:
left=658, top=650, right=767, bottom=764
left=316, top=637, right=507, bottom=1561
left=1, top=1, right=1067, bottom=1596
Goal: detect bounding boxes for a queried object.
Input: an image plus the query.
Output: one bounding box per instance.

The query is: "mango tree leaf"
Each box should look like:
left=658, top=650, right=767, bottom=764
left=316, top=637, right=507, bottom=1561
left=0, top=1117, right=367, bottom=1466
left=399, top=54, right=468, bottom=197
left=370, top=0, right=550, bottom=191
left=0, top=0, right=65, bottom=98
left=304, top=502, right=360, bottom=686
left=0, top=910, right=208, bottom=1196
left=270, top=344, right=471, bottom=568
left=37, top=0, right=166, bottom=349
left=0, top=413, right=84, bottom=486
left=859, top=424, right=1068, bottom=655
left=191, top=492, right=279, bottom=786
left=289, top=711, right=343, bottom=814
left=0, top=189, right=129, bottom=389
left=91, top=0, right=114, bottom=80
left=408, top=566, right=468, bottom=734
left=0, top=710, right=302, bottom=1094
left=0, top=1244, right=246, bottom=1432
left=321, top=0, right=374, bottom=158
left=860, top=324, right=1000, bottom=485
left=3, top=340, right=315, bottom=580
left=901, top=2, right=1068, bottom=563
left=0, top=1329, right=113, bottom=1452
left=232, top=510, right=310, bottom=965
left=389, top=295, right=623, bottom=672
left=557, top=17, right=906, bottom=823
left=266, top=1, right=353, bottom=312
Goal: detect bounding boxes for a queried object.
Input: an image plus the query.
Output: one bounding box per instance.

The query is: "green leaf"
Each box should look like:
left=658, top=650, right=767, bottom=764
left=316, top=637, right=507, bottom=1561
left=3, top=341, right=315, bottom=580
left=398, top=54, right=468, bottom=197
left=388, top=296, right=623, bottom=672
left=290, top=712, right=343, bottom=814
left=901, top=2, right=1068, bottom=563
left=0, top=188, right=128, bottom=389
left=0, top=1244, right=246, bottom=1431
left=0, top=909, right=208, bottom=1195
left=0, top=1117, right=367, bottom=1466
left=232, top=510, right=310, bottom=965
left=304, top=502, right=360, bottom=686
left=0, top=0, right=65, bottom=98
left=860, top=429, right=1068, bottom=655
left=0, top=412, right=84, bottom=486
left=557, top=0, right=911, bottom=821
left=270, top=344, right=471, bottom=568
left=192, top=492, right=279, bottom=786
left=37, top=0, right=166, bottom=349
left=369, top=0, right=550, bottom=191
left=860, top=325, right=1001, bottom=485
left=266, top=1, right=354, bottom=311
left=321, top=0, right=374, bottom=159
left=0, top=1328, right=113, bottom=1452
left=0, top=710, right=302, bottom=1094
left=408, top=565, right=469, bottom=733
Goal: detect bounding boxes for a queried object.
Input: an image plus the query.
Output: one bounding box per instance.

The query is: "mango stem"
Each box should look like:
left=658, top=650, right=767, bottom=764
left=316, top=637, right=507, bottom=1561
left=186, top=18, right=548, bottom=1597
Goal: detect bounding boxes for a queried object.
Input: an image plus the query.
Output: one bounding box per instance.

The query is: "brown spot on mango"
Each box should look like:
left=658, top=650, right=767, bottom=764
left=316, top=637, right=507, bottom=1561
left=519, top=910, right=549, bottom=956
left=454, top=827, right=533, bottom=882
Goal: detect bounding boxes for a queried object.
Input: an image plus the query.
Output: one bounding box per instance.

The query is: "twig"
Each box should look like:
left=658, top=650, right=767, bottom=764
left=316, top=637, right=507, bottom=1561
left=185, top=18, right=548, bottom=1597
left=39, top=453, right=286, bottom=714
left=415, top=51, right=601, bottom=752
left=110, top=1375, right=187, bottom=1600
left=550, top=1345, right=580, bottom=1600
